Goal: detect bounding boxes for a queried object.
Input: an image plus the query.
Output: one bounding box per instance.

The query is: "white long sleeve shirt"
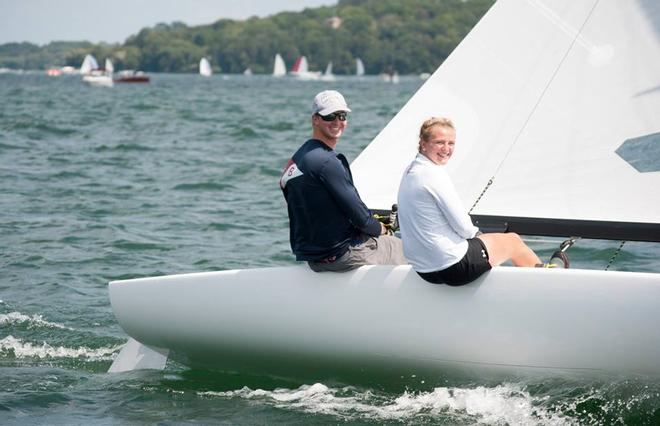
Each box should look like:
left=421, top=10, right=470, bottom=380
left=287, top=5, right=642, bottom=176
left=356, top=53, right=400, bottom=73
left=397, top=154, right=479, bottom=272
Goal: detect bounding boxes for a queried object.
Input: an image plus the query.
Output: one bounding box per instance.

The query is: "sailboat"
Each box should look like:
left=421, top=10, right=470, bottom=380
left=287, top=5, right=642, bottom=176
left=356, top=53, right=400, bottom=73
left=109, top=0, right=660, bottom=377
left=320, top=61, right=336, bottom=81
left=380, top=71, right=399, bottom=83
left=289, top=55, right=321, bottom=80
left=356, top=57, right=365, bottom=76
left=79, top=54, right=98, bottom=75
left=199, top=57, right=212, bottom=77
left=272, top=53, right=286, bottom=77
left=82, top=56, right=113, bottom=87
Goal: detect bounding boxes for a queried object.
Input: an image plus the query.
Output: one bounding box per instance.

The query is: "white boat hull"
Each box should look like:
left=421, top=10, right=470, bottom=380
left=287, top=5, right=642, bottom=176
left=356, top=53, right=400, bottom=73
left=82, top=74, right=113, bottom=87
left=109, top=265, right=660, bottom=377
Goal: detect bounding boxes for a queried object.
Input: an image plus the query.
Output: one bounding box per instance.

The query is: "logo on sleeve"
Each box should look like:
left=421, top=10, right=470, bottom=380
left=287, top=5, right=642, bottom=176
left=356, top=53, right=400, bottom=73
left=280, top=159, right=303, bottom=189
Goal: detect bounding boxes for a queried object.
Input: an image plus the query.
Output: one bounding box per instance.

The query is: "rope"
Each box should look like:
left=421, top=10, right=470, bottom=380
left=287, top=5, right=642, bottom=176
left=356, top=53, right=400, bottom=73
left=605, top=241, right=626, bottom=271
left=469, top=178, right=493, bottom=214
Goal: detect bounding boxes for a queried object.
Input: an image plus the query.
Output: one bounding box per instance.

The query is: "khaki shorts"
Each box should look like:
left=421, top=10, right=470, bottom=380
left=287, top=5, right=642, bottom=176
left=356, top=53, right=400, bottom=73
left=308, top=235, right=407, bottom=272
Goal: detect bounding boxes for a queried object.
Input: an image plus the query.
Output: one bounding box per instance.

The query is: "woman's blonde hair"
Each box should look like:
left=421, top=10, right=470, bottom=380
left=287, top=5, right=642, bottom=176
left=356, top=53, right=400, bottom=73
left=418, top=117, right=455, bottom=152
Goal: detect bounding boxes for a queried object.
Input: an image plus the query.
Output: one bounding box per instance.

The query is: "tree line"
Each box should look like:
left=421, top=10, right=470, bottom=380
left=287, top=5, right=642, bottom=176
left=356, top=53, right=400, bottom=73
left=0, top=0, right=494, bottom=75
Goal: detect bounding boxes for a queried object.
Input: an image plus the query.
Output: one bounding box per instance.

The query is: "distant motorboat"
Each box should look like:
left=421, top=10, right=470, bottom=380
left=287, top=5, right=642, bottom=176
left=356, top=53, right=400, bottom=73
left=47, top=65, right=77, bottom=77
left=273, top=53, right=286, bottom=77
left=114, top=70, right=150, bottom=83
left=199, top=57, right=212, bottom=77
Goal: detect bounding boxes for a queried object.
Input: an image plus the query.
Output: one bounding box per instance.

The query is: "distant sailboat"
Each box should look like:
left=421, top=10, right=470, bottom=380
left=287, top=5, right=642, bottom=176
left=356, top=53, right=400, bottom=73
left=199, top=57, right=212, bottom=77
left=273, top=53, right=286, bottom=77
left=356, top=58, right=365, bottom=76
left=320, top=62, right=336, bottom=81
left=380, top=71, right=399, bottom=84
left=79, top=54, right=98, bottom=75
left=289, top=56, right=320, bottom=80
left=82, top=55, right=113, bottom=87
left=243, top=67, right=253, bottom=76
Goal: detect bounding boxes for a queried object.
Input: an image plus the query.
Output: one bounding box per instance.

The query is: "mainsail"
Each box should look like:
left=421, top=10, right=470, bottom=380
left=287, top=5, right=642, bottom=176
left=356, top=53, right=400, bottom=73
left=79, top=54, right=98, bottom=75
left=351, top=0, right=660, bottom=241
left=273, top=53, right=286, bottom=77
left=356, top=58, right=365, bottom=76
left=199, top=57, right=212, bottom=77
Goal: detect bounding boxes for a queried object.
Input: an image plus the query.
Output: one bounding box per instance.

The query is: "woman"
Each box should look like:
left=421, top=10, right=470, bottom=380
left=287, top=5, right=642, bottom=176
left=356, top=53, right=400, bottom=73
left=397, top=117, right=547, bottom=286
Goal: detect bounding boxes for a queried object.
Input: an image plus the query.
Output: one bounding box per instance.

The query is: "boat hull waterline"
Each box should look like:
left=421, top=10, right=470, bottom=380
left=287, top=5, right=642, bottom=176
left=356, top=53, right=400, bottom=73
left=109, top=265, right=660, bottom=376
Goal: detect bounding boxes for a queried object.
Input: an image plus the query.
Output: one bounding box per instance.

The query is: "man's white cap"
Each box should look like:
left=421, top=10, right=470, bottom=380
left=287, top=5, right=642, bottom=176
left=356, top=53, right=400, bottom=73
left=312, top=90, right=351, bottom=115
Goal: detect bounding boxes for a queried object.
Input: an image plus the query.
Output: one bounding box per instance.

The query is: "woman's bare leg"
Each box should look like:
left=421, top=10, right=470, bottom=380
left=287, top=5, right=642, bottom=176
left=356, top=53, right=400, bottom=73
left=477, top=233, right=541, bottom=267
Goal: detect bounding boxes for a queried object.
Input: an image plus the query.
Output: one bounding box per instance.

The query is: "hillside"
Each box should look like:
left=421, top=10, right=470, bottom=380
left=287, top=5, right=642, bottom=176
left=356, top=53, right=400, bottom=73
left=0, top=0, right=494, bottom=74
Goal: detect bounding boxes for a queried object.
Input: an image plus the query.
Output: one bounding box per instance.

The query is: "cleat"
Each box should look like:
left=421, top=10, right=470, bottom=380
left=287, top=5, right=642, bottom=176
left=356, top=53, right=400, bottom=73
left=549, top=250, right=570, bottom=269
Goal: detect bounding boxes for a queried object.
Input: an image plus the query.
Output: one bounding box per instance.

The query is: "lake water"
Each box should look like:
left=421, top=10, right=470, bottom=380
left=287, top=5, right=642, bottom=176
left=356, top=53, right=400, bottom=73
left=1, top=72, right=659, bottom=425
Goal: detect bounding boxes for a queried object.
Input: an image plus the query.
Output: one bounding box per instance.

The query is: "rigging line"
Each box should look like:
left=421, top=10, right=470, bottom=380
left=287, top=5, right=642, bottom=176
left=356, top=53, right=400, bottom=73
left=471, top=0, right=601, bottom=212
left=468, top=178, right=492, bottom=214
left=605, top=240, right=626, bottom=271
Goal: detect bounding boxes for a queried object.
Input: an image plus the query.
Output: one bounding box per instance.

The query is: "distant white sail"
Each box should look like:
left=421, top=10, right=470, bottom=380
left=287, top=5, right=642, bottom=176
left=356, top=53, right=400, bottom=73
left=199, top=57, right=212, bottom=77
left=79, top=54, right=98, bottom=75
left=352, top=0, right=660, bottom=240
left=273, top=53, right=286, bottom=77
left=105, top=58, right=114, bottom=74
left=356, top=58, right=365, bottom=76
left=320, top=62, right=336, bottom=81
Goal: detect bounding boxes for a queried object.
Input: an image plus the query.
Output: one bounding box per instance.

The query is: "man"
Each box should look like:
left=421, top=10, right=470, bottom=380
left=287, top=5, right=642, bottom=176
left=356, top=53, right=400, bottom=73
left=280, top=90, right=406, bottom=272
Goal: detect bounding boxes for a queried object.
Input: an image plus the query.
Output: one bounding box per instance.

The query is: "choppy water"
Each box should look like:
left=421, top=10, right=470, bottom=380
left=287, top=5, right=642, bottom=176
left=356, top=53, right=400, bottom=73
left=1, top=72, right=659, bottom=425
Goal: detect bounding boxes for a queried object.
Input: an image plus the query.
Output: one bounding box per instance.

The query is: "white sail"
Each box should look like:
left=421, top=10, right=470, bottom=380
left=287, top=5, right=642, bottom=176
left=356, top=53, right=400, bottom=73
left=298, top=56, right=309, bottom=73
left=320, top=62, right=336, bottom=81
left=356, top=58, right=365, bottom=76
left=199, top=57, right=212, bottom=77
left=273, top=53, right=286, bottom=77
left=79, top=54, right=98, bottom=75
left=352, top=0, right=660, bottom=240
left=104, top=58, right=114, bottom=74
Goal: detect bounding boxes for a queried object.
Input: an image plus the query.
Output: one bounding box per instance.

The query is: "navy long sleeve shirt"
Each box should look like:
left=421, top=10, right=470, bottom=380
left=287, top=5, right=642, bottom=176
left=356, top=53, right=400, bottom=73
left=280, top=139, right=381, bottom=261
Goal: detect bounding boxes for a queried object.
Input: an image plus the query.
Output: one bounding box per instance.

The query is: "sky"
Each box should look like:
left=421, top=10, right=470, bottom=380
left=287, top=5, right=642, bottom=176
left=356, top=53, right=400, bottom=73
left=0, top=0, right=338, bottom=45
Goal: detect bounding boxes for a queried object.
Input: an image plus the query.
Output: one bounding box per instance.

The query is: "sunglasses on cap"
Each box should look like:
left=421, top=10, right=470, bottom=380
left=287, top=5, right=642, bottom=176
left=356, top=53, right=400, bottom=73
left=316, top=111, right=348, bottom=122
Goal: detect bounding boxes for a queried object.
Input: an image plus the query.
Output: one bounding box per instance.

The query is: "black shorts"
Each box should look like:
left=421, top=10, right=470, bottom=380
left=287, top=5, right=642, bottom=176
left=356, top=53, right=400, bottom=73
left=417, top=238, right=492, bottom=286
